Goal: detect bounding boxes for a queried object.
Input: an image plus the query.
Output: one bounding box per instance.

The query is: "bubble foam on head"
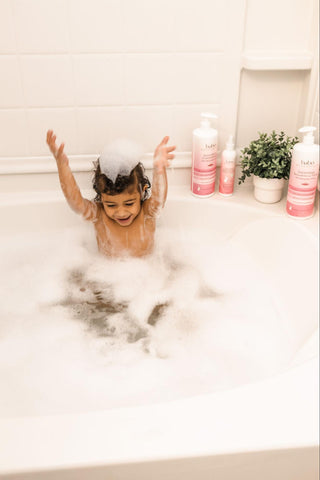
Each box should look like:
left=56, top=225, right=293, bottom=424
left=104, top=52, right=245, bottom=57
left=99, top=138, right=144, bottom=183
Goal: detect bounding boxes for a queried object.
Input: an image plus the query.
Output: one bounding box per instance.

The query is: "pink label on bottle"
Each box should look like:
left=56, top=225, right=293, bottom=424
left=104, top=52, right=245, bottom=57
left=192, top=166, right=216, bottom=195
left=219, top=167, right=235, bottom=195
left=286, top=158, right=319, bottom=218
left=286, top=200, right=314, bottom=218
left=191, top=137, right=217, bottom=196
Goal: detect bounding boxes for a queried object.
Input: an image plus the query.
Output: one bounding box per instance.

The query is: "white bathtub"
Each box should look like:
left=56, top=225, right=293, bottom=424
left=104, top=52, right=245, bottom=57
left=0, top=185, right=318, bottom=480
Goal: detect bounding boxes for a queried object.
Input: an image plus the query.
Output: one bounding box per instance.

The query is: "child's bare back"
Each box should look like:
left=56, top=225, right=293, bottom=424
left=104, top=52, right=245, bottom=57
left=46, top=131, right=175, bottom=257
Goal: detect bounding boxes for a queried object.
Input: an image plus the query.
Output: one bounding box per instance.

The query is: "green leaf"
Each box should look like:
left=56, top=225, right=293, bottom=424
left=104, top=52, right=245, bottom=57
left=238, top=131, right=298, bottom=184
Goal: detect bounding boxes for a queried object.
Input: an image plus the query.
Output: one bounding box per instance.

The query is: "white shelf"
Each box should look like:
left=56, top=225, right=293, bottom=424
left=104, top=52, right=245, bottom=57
left=242, top=50, right=313, bottom=70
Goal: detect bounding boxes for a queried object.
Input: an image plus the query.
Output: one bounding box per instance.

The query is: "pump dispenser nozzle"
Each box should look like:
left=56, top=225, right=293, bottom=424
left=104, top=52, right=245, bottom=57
left=226, top=134, right=234, bottom=150
left=299, top=126, right=316, bottom=145
left=200, top=112, right=218, bottom=128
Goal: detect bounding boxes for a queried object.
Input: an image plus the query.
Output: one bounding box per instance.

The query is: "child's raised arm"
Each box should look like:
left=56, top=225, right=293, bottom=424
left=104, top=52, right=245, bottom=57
left=46, top=130, right=98, bottom=221
left=144, top=136, right=176, bottom=216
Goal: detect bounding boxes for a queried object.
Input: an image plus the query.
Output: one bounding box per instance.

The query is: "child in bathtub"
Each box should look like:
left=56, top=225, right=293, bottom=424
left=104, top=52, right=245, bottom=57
left=46, top=130, right=175, bottom=257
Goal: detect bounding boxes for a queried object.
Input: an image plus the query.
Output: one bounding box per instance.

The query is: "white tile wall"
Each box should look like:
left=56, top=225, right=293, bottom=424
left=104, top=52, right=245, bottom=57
left=0, top=0, right=317, bottom=161
left=123, top=0, right=175, bottom=52
left=174, top=0, right=229, bottom=52
left=0, top=110, right=28, bottom=156
left=26, top=108, right=78, bottom=155
left=0, top=56, right=24, bottom=107
left=237, top=70, right=308, bottom=148
left=244, top=0, right=314, bottom=51
left=14, top=0, right=69, bottom=53
left=122, top=106, right=174, bottom=152
left=124, top=54, right=176, bottom=105
left=173, top=54, right=223, bottom=104
left=0, top=1, right=16, bottom=53
left=73, top=55, right=124, bottom=105
left=76, top=106, right=126, bottom=153
left=21, top=55, right=74, bottom=106
left=67, top=0, right=125, bottom=53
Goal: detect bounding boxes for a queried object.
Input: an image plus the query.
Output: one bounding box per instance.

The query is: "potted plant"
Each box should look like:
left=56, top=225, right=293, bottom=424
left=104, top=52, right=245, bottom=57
left=238, top=131, right=298, bottom=203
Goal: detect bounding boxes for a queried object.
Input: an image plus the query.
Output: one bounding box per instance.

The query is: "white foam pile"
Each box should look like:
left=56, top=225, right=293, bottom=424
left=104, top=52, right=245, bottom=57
left=99, top=138, right=143, bottom=182
left=0, top=225, right=294, bottom=418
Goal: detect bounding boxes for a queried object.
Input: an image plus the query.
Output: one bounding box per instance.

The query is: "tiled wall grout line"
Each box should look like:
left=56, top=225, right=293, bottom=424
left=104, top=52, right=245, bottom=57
left=10, top=0, right=30, bottom=156
left=65, top=0, right=79, bottom=154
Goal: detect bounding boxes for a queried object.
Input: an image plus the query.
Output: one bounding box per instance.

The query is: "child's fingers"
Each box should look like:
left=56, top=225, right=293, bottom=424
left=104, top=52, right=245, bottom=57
left=47, top=131, right=54, bottom=147
left=47, top=130, right=56, bottom=144
left=47, top=133, right=55, bottom=146
left=166, top=145, right=176, bottom=153
left=46, top=130, right=57, bottom=146
left=46, top=132, right=57, bottom=155
left=160, top=136, right=169, bottom=145
left=57, top=142, right=65, bottom=158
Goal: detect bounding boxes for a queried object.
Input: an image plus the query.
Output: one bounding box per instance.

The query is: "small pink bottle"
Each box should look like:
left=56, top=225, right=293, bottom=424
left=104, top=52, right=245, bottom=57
left=191, top=113, right=218, bottom=197
left=286, top=126, right=319, bottom=219
left=219, top=135, right=236, bottom=196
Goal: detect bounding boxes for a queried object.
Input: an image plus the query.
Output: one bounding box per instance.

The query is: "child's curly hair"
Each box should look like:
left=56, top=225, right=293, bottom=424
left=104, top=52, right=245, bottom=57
left=93, top=161, right=151, bottom=202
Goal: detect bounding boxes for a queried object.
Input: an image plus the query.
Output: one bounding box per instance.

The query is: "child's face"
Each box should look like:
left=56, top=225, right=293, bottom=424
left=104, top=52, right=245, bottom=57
left=101, top=187, right=143, bottom=226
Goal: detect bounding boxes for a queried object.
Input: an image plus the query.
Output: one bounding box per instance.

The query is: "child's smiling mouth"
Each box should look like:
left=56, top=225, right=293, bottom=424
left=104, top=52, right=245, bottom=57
left=115, top=215, right=133, bottom=226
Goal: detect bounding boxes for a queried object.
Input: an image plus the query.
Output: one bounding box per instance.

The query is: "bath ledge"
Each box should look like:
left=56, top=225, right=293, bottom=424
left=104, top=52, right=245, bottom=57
left=241, top=50, right=313, bottom=70
left=0, top=185, right=318, bottom=237
left=0, top=152, right=192, bottom=175
left=0, top=150, right=243, bottom=175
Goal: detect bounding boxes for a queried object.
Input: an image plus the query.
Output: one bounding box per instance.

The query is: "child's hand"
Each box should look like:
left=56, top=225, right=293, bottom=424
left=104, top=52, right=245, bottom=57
left=46, top=130, right=69, bottom=165
left=153, top=136, right=176, bottom=174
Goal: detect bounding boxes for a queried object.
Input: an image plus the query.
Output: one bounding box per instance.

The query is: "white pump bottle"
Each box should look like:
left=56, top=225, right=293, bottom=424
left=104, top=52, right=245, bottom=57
left=191, top=113, right=218, bottom=197
left=286, top=126, right=319, bottom=219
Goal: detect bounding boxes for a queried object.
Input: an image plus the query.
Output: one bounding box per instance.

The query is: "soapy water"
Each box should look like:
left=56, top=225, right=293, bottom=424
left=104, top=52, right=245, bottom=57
left=0, top=225, right=294, bottom=418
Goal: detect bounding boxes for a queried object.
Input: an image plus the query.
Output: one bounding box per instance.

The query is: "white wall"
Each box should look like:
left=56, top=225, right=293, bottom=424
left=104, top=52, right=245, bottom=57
left=0, top=0, right=318, bottom=164
left=237, top=0, right=318, bottom=147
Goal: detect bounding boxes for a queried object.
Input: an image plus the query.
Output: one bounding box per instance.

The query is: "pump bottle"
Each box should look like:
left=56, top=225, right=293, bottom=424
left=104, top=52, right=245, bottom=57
left=286, top=126, right=319, bottom=219
left=219, top=135, right=236, bottom=196
left=191, top=113, right=218, bottom=197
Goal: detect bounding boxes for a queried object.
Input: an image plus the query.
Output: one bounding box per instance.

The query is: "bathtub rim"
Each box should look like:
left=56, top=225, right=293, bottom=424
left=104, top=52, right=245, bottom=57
left=0, top=357, right=318, bottom=477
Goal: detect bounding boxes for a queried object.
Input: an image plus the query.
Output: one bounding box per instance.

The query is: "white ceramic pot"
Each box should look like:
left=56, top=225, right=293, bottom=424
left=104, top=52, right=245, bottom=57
left=253, top=176, right=285, bottom=204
